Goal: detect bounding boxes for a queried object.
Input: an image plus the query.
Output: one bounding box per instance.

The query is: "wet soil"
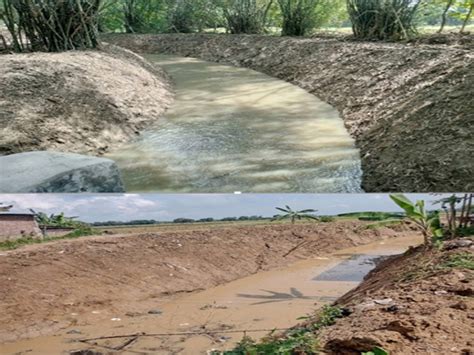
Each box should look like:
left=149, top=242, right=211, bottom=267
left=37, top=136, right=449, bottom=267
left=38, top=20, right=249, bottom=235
left=0, top=223, right=421, bottom=354
left=0, top=44, right=173, bottom=157
left=104, top=33, right=474, bottom=192
left=0, top=221, right=418, bottom=348
left=304, top=239, right=474, bottom=355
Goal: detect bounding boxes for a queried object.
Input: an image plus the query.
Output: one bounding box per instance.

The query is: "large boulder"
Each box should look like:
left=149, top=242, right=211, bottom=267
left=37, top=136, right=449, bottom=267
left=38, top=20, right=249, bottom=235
left=0, top=151, right=125, bottom=193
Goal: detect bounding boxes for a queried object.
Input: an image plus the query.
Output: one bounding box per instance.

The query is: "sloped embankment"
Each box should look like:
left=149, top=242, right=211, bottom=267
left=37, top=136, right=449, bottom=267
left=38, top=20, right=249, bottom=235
left=104, top=33, right=474, bottom=192
left=0, top=221, right=416, bottom=343
left=0, top=44, right=173, bottom=156
left=316, top=238, right=474, bottom=354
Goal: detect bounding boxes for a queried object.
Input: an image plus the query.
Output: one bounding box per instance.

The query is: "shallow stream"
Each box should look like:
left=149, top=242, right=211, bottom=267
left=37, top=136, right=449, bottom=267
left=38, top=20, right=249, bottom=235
left=106, top=55, right=363, bottom=193
left=0, top=235, right=421, bottom=354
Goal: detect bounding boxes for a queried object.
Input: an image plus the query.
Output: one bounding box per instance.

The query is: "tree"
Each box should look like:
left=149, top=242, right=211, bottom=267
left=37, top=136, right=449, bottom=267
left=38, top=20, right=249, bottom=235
left=347, top=0, right=422, bottom=41
left=277, top=0, right=319, bottom=36
left=439, top=0, right=456, bottom=32
left=1, top=0, right=102, bottom=52
left=390, top=194, right=443, bottom=247
left=272, top=206, right=319, bottom=224
left=217, top=0, right=274, bottom=34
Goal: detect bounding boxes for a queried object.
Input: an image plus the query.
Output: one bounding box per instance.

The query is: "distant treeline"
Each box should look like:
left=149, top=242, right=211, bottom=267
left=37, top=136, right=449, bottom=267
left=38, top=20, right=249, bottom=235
left=92, top=215, right=270, bottom=226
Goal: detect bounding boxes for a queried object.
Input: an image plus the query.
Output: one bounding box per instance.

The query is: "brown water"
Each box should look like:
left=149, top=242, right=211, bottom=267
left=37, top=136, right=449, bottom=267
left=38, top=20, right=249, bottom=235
left=106, top=55, right=363, bottom=193
left=0, top=235, right=421, bottom=355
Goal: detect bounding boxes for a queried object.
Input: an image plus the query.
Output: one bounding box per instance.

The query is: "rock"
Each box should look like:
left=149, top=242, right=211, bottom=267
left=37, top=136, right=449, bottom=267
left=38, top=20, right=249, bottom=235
left=148, top=309, right=163, bottom=315
left=444, top=239, right=473, bottom=250
left=435, top=290, right=448, bottom=296
left=67, top=329, right=82, bottom=335
left=0, top=151, right=125, bottom=193
left=374, top=298, right=394, bottom=305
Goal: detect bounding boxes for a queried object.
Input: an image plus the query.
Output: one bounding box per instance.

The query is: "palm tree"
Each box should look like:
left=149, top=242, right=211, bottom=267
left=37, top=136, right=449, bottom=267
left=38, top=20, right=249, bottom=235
left=272, top=205, right=319, bottom=224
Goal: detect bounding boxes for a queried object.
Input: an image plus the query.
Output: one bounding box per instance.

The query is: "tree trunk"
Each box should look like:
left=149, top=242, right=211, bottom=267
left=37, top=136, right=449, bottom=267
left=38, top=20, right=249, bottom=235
left=439, top=0, right=455, bottom=33
left=460, top=3, right=474, bottom=33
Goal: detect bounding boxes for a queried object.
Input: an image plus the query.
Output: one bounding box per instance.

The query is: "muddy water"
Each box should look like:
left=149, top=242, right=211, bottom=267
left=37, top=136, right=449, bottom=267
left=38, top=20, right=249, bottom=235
left=0, top=235, right=421, bottom=355
left=106, top=55, right=363, bottom=193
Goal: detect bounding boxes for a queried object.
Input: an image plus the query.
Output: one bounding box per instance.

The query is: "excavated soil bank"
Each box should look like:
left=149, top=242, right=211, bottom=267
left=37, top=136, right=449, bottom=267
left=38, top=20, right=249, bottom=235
left=303, top=238, right=474, bottom=354
left=104, top=33, right=474, bottom=192
left=0, top=44, right=173, bottom=156
left=0, top=221, right=417, bottom=343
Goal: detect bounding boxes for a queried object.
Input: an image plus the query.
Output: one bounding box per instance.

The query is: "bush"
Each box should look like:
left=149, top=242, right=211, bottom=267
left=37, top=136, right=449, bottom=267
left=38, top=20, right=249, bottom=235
left=1, top=0, right=101, bottom=52
left=278, top=0, right=320, bottom=36
left=347, top=0, right=421, bottom=41
left=220, top=0, right=274, bottom=34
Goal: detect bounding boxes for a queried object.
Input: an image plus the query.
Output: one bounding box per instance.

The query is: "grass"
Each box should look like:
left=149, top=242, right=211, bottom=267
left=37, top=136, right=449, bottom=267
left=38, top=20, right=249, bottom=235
left=441, top=253, right=474, bottom=270
left=0, top=228, right=96, bottom=251
left=215, top=306, right=343, bottom=355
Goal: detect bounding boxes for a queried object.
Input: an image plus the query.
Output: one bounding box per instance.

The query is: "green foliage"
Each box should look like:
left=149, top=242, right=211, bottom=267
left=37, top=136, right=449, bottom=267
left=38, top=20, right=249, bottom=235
left=347, top=0, right=422, bottom=40
left=277, top=0, right=319, bottom=36
left=218, top=306, right=343, bottom=355
left=1, top=0, right=102, bottom=52
left=441, top=253, right=474, bottom=270
left=0, top=227, right=97, bottom=251
left=217, top=0, right=274, bottom=34
left=319, top=216, right=335, bottom=223
left=362, top=347, right=389, bottom=355
left=390, top=194, right=444, bottom=246
left=272, top=205, right=319, bottom=224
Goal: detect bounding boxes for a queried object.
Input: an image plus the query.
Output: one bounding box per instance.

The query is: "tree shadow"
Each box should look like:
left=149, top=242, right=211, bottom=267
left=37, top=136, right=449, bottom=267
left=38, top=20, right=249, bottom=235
left=237, top=287, right=337, bottom=305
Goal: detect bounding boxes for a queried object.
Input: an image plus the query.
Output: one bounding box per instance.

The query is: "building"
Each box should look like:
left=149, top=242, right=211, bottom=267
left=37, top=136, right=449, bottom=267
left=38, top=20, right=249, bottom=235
left=0, top=209, right=42, bottom=242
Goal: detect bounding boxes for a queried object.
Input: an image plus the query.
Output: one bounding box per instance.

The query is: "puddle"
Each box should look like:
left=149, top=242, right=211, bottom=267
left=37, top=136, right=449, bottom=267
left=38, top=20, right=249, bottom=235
left=106, top=55, right=363, bottom=193
left=0, top=235, right=421, bottom=355
left=313, top=254, right=387, bottom=282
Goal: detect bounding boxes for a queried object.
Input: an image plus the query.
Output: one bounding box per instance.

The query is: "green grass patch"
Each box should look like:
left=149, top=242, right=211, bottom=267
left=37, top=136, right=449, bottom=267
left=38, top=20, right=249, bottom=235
left=0, top=227, right=97, bottom=251
left=441, top=253, right=474, bottom=270
left=215, top=306, right=343, bottom=355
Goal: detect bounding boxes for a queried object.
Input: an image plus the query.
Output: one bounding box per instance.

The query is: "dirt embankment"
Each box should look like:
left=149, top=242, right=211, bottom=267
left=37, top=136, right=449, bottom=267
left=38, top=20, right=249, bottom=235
left=104, top=33, right=474, bottom=192
left=315, top=238, right=474, bottom=354
left=0, top=44, right=173, bottom=156
left=0, top=221, right=416, bottom=343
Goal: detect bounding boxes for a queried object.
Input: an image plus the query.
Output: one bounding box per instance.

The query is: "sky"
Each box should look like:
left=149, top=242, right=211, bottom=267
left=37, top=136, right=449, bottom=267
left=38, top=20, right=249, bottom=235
left=0, top=193, right=451, bottom=223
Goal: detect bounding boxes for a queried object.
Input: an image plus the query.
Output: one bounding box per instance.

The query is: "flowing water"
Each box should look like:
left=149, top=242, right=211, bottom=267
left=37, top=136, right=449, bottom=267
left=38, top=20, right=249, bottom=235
left=0, top=235, right=422, bottom=355
left=106, top=55, right=363, bottom=193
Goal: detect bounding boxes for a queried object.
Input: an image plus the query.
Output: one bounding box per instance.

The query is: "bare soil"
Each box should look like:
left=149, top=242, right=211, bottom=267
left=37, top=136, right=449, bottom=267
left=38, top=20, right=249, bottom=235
left=104, top=33, right=474, bottom=192
left=0, top=221, right=416, bottom=343
left=0, top=44, right=173, bottom=156
left=312, top=238, right=474, bottom=354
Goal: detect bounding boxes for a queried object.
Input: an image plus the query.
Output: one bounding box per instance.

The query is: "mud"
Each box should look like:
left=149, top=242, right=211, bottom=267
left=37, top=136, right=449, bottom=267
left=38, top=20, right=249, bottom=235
left=0, top=221, right=419, bottom=347
left=0, top=44, right=173, bottom=157
left=104, top=33, right=474, bottom=192
left=0, top=223, right=421, bottom=354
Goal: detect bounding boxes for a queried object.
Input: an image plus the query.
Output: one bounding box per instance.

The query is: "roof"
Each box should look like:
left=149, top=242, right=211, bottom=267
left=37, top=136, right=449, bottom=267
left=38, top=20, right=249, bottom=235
left=0, top=208, right=35, bottom=216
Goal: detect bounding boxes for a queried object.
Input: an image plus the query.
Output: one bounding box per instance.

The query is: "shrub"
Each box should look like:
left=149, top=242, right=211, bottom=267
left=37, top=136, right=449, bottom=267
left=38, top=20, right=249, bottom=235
left=1, top=0, right=101, bottom=52
left=347, top=0, right=422, bottom=41
left=220, top=0, right=274, bottom=34
left=277, top=0, right=320, bottom=36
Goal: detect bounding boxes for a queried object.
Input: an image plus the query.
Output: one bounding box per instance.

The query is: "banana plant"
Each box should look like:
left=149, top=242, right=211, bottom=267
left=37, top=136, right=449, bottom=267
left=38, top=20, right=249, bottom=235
left=390, top=194, right=444, bottom=246
left=272, top=205, right=319, bottom=224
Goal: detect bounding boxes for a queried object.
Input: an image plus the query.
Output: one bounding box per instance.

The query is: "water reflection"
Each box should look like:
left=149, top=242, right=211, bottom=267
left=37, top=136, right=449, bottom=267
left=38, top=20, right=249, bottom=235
left=106, top=55, right=363, bottom=192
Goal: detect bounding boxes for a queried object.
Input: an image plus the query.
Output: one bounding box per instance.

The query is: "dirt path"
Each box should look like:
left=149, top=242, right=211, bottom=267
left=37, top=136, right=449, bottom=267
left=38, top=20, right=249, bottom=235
left=0, top=221, right=419, bottom=348
left=104, top=34, right=474, bottom=192
left=0, top=231, right=422, bottom=355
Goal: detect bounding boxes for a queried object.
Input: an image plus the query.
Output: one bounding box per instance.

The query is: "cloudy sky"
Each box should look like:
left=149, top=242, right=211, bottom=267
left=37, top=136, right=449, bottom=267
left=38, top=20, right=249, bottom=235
left=0, top=193, right=450, bottom=223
